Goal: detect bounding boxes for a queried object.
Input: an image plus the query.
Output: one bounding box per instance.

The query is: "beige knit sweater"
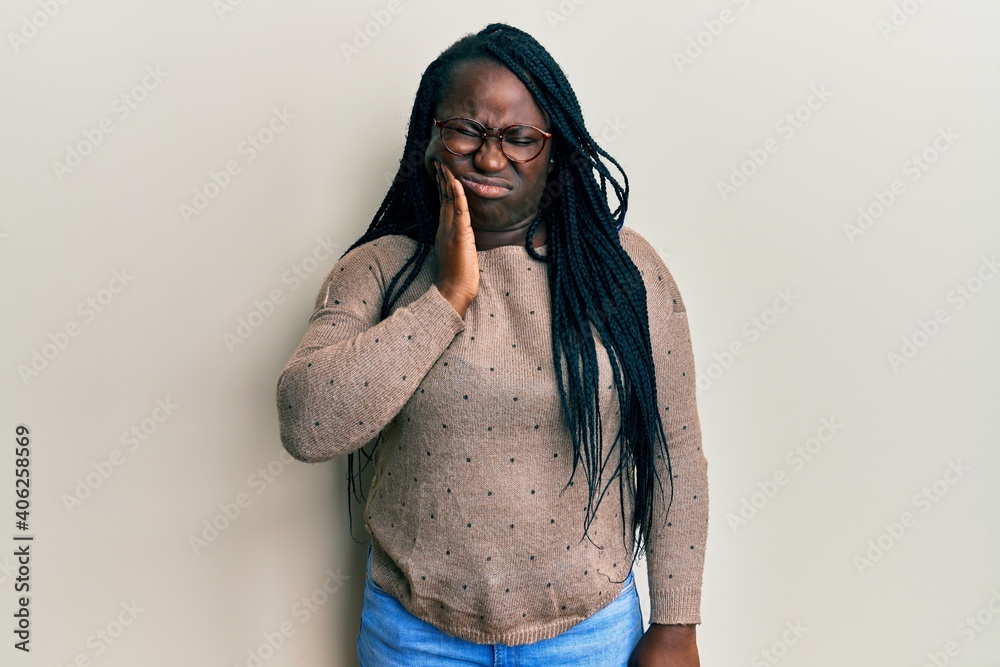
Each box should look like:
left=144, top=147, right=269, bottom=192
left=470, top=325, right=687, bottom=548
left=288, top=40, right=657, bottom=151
left=275, top=225, right=709, bottom=645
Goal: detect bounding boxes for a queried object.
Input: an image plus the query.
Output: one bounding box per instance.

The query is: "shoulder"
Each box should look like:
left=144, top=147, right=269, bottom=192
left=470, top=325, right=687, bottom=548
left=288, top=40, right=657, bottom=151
left=330, top=233, right=428, bottom=279
left=313, top=233, right=427, bottom=310
left=337, top=233, right=423, bottom=267
left=617, top=225, right=688, bottom=314
left=617, top=225, right=658, bottom=264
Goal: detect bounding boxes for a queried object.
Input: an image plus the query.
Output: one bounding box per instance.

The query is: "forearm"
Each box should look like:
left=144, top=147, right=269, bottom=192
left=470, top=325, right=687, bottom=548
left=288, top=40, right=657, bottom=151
left=277, top=283, right=465, bottom=462
left=645, top=307, right=709, bottom=624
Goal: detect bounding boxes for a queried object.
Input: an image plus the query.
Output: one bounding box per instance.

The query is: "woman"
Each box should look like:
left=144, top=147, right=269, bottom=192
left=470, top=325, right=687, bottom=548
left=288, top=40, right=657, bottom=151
left=276, top=23, right=708, bottom=666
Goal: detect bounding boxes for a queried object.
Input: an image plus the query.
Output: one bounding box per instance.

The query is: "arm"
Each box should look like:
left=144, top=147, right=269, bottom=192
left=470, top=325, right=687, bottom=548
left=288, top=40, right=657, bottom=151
left=644, top=275, right=708, bottom=623
left=621, top=229, right=708, bottom=666
left=275, top=238, right=466, bottom=463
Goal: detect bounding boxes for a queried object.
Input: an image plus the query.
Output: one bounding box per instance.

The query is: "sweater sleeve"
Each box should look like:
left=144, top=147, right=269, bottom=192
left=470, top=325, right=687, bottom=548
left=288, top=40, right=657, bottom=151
left=275, top=238, right=467, bottom=463
left=622, top=228, right=709, bottom=625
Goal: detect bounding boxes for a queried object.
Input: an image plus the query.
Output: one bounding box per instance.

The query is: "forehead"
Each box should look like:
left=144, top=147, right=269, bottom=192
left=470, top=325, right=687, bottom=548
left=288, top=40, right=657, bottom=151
left=436, top=59, right=547, bottom=126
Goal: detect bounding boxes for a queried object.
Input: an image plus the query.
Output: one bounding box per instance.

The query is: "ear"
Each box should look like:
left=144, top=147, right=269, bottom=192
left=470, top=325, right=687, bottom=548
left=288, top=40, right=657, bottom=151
left=547, top=156, right=555, bottom=175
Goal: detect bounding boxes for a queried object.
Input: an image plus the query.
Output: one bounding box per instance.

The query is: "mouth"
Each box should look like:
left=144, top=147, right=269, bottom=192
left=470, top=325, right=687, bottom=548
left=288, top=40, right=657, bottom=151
left=459, top=174, right=512, bottom=200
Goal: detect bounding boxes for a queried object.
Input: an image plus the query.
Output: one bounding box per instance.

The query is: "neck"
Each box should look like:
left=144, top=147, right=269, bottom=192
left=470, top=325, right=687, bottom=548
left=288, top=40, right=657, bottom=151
left=473, top=217, right=546, bottom=251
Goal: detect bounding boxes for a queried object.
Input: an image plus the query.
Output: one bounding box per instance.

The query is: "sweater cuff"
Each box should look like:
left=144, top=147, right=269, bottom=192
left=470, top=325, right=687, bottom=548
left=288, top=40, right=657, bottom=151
left=648, top=586, right=703, bottom=625
left=409, top=283, right=467, bottom=341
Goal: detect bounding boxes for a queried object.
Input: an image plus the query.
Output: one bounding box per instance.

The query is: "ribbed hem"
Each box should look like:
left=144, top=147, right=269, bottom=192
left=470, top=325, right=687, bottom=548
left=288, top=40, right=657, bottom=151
left=409, top=283, right=467, bottom=339
left=648, top=586, right=702, bottom=625
left=369, top=540, right=626, bottom=646
left=435, top=615, right=595, bottom=647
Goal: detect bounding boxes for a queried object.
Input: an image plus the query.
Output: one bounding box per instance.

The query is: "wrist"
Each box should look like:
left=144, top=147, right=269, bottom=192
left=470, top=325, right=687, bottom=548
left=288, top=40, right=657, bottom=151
left=435, top=284, right=470, bottom=318
left=646, top=623, right=697, bottom=646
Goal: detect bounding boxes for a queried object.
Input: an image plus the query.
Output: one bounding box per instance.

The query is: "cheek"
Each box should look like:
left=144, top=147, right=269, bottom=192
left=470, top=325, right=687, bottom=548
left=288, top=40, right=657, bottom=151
left=423, top=138, right=438, bottom=178
left=424, top=135, right=458, bottom=178
left=521, top=164, right=550, bottom=199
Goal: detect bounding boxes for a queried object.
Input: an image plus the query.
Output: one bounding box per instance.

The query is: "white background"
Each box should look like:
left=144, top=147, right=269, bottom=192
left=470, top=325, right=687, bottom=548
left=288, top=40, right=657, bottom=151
left=2, top=1, right=999, bottom=665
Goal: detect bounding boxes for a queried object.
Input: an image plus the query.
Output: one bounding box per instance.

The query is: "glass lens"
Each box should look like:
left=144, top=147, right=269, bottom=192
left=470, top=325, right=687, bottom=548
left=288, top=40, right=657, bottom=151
left=501, top=126, right=546, bottom=162
left=440, top=119, right=546, bottom=161
left=440, top=119, right=483, bottom=155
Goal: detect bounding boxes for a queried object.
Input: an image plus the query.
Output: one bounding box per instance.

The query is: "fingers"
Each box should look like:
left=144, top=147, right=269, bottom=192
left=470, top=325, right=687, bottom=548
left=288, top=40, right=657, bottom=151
left=434, top=162, right=469, bottom=231
left=433, top=162, right=444, bottom=197
left=434, top=161, right=444, bottom=202
left=435, top=162, right=455, bottom=207
left=439, top=163, right=466, bottom=208
left=444, top=164, right=469, bottom=218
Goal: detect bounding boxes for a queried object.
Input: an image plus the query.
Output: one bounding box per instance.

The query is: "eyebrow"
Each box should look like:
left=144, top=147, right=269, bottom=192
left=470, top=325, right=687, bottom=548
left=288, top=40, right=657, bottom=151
left=436, top=101, right=547, bottom=129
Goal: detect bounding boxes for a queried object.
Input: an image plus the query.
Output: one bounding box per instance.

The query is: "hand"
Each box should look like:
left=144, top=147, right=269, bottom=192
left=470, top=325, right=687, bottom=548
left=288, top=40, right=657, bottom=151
left=432, top=161, right=479, bottom=318
left=628, top=623, right=700, bottom=667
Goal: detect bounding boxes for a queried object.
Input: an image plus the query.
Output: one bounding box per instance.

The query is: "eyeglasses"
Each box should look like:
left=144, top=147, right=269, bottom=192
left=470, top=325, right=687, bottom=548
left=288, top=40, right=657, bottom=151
left=434, top=117, right=553, bottom=163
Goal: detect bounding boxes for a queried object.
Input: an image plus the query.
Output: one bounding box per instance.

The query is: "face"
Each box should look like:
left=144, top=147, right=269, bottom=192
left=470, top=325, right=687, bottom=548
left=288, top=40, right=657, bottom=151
left=424, top=58, right=554, bottom=231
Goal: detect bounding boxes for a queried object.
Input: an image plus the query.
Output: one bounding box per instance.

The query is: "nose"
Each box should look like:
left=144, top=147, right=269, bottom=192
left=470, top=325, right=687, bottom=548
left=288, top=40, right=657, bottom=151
left=473, top=134, right=508, bottom=173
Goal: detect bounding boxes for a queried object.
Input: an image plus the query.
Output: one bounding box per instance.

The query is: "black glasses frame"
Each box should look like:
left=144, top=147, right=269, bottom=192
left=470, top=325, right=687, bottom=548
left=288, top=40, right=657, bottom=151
left=434, top=117, right=553, bottom=163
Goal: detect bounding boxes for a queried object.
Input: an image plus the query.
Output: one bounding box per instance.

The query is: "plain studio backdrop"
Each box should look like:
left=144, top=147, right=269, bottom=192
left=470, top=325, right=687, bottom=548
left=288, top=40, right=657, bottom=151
left=2, top=1, right=999, bottom=665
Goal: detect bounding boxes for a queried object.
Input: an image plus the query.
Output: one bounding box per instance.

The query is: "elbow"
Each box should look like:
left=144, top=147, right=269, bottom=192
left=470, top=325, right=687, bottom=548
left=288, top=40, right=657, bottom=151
left=278, top=422, right=357, bottom=464
left=276, top=406, right=340, bottom=464
left=280, top=437, right=327, bottom=464
left=275, top=362, right=374, bottom=463
left=276, top=405, right=321, bottom=463
left=276, top=367, right=329, bottom=464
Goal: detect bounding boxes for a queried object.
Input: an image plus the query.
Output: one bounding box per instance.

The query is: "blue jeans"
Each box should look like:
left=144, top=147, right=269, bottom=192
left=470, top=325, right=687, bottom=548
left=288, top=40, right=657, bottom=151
left=357, top=545, right=644, bottom=666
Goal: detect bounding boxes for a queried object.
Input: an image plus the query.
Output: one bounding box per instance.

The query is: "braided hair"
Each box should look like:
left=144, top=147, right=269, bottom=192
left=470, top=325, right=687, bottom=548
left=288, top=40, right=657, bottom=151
left=343, top=23, right=673, bottom=572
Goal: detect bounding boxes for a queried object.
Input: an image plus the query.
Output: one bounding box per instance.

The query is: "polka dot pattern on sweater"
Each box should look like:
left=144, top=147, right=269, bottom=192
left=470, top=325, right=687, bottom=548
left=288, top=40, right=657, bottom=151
left=275, top=226, right=708, bottom=645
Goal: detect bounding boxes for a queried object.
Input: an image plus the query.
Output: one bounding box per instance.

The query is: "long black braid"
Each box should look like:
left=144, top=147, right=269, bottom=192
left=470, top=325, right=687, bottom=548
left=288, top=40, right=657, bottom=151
left=342, top=23, right=673, bottom=573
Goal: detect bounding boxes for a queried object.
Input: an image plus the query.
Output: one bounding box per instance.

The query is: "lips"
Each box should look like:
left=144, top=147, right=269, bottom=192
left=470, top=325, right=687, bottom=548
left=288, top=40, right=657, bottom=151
left=459, top=174, right=513, bottom=199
